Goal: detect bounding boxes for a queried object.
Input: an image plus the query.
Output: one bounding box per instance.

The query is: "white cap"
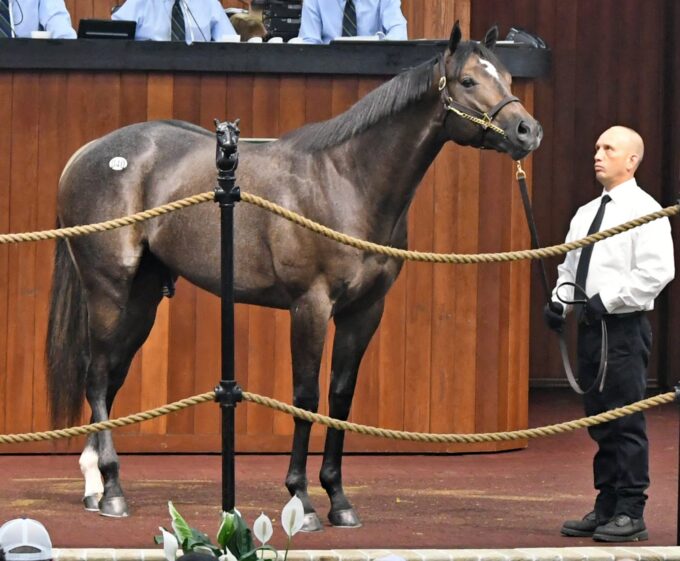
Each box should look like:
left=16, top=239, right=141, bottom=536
left=0, top=519, right=53, bottom=561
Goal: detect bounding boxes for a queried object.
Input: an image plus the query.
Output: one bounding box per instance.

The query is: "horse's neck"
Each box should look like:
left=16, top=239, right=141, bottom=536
left=334, top=93, right=445, bottom=239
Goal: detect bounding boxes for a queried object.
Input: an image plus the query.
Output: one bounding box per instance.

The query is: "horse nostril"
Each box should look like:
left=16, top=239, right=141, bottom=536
left=517, top=120, right=531, bottom=137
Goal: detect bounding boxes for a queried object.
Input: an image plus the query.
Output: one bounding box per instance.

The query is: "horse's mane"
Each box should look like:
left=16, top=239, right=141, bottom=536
left=281, top=40, right=502, bottom=153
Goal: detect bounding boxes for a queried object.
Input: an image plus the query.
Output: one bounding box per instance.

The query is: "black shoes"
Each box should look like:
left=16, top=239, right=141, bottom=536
left=592, top=514, right=648, bottom=542
left=561, top=512, right=648, bottom=541
left=561, top=511, right=605, bottom=537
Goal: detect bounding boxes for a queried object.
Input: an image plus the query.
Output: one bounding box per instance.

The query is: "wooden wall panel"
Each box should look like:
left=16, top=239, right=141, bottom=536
left=471, top=0, right=678, bottom=387
left=0, top=4, right=538, bottom=455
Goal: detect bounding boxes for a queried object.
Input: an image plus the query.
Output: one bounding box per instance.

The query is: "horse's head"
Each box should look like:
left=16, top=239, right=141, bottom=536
left=214, top=118, right=241, bottom=172
left=437, top=22, right=543, bottom=160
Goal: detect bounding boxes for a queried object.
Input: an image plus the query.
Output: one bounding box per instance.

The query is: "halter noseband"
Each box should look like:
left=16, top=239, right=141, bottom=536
left=437, top=56, right=520, bottom=141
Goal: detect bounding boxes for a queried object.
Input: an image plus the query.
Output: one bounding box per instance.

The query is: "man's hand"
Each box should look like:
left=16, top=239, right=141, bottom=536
left=543, top=301, right=565, bottom=333
left=582, top=293, right=607, bottom=325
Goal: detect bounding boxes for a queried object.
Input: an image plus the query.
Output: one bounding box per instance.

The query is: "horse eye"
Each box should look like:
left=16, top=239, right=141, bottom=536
left=461, top=77, right=476, bottom=88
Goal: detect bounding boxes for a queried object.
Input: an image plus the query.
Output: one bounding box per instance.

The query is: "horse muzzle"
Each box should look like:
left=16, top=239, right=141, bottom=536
left=505, top=118, right=543, bottom=160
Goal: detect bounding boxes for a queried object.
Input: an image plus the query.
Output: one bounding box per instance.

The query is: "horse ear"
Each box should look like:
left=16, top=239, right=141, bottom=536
left=483, top=25, right=499, bottom=50
left=448, top=20, right=462, bottom=53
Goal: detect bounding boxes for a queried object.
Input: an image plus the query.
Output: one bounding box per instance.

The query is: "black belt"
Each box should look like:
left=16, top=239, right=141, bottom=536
left=602, top=311, right=644, bottom=320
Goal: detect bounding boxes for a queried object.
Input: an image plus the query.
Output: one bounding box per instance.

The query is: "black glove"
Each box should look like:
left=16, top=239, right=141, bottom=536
left=543, top=301, right=565, bottom=333
left=581, top=293, right=607, bottom=325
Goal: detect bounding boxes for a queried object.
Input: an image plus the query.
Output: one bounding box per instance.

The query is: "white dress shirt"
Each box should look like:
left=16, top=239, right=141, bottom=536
left=112, top=0, right=236, bottom=42
left=298, top=0, right=407, bottom=44
left=9, top=0, right=76, bottom=38
left=553, top=177, right=674, bottom=314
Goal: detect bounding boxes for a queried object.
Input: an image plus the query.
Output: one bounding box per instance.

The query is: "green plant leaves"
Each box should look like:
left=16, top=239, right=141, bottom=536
left=168, top=501, right=194, bottom=547
left=225, top=512, right=257, bottom=561
left=217, top=512, right=236, bottom=550
left=158, top=502, right=276, bottom=561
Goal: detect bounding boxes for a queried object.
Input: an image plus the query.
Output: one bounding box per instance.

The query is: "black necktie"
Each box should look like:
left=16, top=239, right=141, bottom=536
left=574, top=194, right=611, bottom=313
left=342, top=0, right=357, bottom=37
left=171, top=0, right=186, bottom=42
left=0, top=0, right=12, bottom=39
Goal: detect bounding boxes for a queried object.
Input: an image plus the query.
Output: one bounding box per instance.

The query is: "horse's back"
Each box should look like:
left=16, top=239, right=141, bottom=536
left=58, top=120, right=215, bottom=224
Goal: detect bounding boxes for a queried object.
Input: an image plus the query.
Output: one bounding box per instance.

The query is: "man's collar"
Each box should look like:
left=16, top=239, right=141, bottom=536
left=602, top=177, right=637, bottom=201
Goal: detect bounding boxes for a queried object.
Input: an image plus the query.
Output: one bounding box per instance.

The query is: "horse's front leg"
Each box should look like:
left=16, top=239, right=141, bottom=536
left=321, top=297, right=385, bottom=527
left=285, top=287, right=332, bottom=532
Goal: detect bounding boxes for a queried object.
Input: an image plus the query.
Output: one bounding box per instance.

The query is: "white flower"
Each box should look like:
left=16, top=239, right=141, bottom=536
left=219, top=549, right=238, bottom=561
left=252, top=512, right=273, bottom=545
left=159, top=526, right=179, bottom=561
left=280, top=496, right=305, bottom=537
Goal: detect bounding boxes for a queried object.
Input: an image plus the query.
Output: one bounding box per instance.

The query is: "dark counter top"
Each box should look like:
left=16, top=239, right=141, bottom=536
left=0, top=39, right=550, bottom=78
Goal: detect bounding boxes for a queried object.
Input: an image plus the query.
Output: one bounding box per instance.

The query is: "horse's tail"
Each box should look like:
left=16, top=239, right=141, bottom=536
left=46, top=237, right=89, bottom=428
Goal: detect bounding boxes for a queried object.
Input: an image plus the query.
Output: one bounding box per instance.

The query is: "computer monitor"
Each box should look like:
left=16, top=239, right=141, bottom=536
left=260, top=1, right=302, bottom=42
left=77, top=19, right=136, bottom=40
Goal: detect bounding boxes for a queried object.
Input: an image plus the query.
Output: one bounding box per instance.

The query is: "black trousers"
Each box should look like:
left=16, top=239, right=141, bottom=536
left=578, top=313, right=652, bottom=519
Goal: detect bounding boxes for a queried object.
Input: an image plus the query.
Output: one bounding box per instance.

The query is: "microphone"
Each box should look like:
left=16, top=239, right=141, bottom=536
left=181, top=0, right=208, bottom=43
left=9, top=0, right=24, bottom=36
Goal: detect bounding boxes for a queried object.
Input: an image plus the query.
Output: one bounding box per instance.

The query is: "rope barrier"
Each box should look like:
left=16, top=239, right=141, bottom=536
left=240, top=192, right=680, bottom=264
left=0, top=392, right=215, bottom=444
left=0, top=389, right=675, bottom=445
left=0, top=189, right=675, bottom=266
left=0, top=186, right=675, bottom=444
left=0, top=192, right=214, bottom=244
left=242, top=391, right=676, bottom=443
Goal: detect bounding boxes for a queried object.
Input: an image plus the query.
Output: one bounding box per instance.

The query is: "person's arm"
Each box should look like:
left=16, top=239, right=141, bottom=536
left=210, top=0, right=236, bottom=40
left=39, top=0, right=76, bottom=39
left=598, top=215, right=675, bottom=311
left=111, top=0, right=140, bottom=23
left=298, top=0, right=323, bottom=44
left=379, top=0, right=407, bottom=40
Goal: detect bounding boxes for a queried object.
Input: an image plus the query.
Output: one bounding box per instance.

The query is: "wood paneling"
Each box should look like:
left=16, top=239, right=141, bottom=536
left=471, top=0, right=679, bottom=387
left=0, top=5, right=537, bottom=456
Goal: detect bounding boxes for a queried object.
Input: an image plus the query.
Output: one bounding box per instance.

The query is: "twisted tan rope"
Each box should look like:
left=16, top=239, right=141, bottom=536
left=0, top=192, right=214, bottom=244
left=241, top=192, right=679, bottom=263
left=242, top=390, right=676, bottom=443
left=0, top=188, right=674, bottom=265
left=1, top=389, right=674, bottom=445
left=0, top=392, right=215, bottom=444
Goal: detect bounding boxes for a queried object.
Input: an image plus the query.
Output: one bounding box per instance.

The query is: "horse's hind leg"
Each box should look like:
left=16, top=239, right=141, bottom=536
left=320, top=297, right=385, bottom=527
left=285, top=287, right=332, bottom=532
left=81, top=255, right=165, bottom=517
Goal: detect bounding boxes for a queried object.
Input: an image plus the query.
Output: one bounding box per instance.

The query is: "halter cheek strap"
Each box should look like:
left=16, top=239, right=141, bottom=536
left=437, top=56, right=520, bottom=140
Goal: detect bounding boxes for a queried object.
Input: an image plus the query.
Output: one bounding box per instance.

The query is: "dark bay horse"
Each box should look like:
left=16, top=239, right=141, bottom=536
left=46, top=22, right=542, bottom=529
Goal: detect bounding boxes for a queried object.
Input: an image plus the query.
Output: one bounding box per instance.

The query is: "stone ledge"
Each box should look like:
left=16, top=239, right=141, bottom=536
left=52, top=547, right=680, bottom=561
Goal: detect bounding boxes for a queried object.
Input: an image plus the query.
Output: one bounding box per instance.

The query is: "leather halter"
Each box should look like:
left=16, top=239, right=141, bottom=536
left=437, top=55, right=520, bottom=143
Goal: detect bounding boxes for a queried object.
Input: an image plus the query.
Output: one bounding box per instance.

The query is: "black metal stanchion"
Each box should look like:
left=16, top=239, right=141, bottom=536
left=213, top=118, right=243, bottom=513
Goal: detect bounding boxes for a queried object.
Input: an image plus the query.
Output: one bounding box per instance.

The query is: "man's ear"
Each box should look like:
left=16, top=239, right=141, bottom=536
left=447, top=20, right=462, bottom=54
left=483, top=25, right=499, bottom=50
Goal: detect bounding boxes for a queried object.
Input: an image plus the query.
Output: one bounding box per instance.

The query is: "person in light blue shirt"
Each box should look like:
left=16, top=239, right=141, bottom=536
left=5, top=0, right=76, bottom=38
left=298, top=0, right=407, bottom=45
left=112, top=0, right=236, bottom=42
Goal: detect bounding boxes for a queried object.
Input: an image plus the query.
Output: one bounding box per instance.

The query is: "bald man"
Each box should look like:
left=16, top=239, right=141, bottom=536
left=544, top=126, right=674, bottom=542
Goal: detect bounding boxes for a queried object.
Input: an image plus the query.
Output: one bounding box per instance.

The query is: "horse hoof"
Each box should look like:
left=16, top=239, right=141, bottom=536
left=328, top=508, right=362, bottom=528
left=98, top=496, right=129, bottom=518
left=300, top=512, right=324, bottom=532
left=83, top=495, right=101, bottom=512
